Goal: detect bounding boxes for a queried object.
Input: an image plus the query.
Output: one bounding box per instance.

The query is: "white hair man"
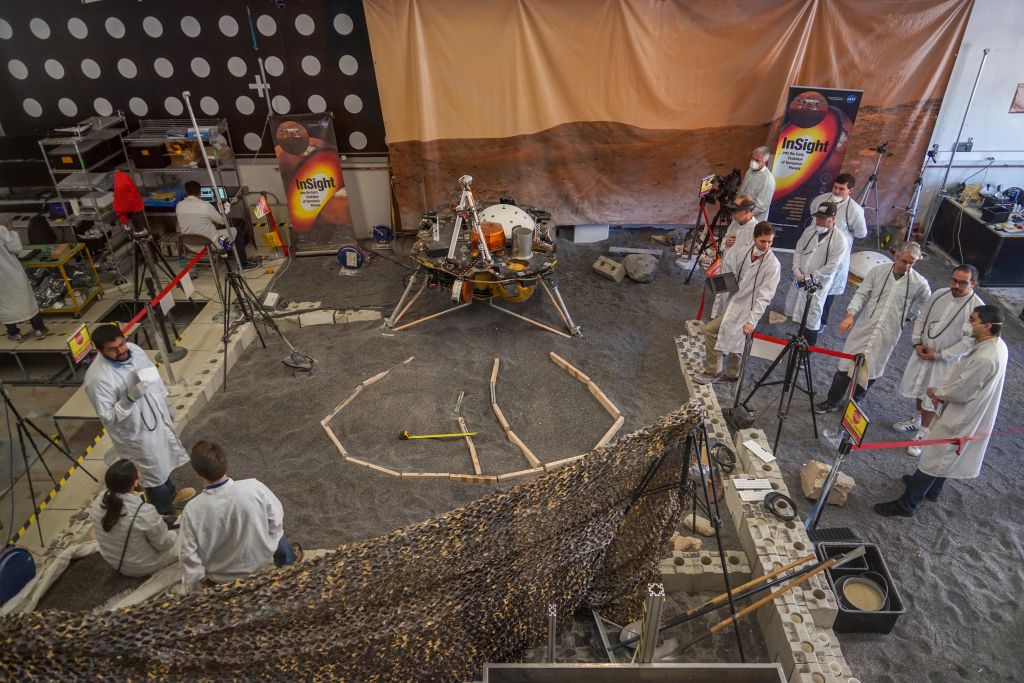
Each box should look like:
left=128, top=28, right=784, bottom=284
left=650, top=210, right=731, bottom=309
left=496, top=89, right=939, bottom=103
left=737, top=146, right=776, bottom=222
left=815, top=242, right=931, bottom=412
left=892, top=264, right=984, bottom=455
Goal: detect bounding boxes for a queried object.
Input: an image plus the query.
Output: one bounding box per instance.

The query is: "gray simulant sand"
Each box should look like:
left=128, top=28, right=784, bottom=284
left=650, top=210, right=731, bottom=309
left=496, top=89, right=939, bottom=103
left=38, top=230, right=1024, bottom=681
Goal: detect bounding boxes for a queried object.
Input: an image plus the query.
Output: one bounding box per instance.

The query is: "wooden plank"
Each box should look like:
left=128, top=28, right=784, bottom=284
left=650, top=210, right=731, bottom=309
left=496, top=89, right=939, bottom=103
left=343, top=455, right=402, bottom=477
left=492, top=403, right=511, bottom=434
left=544, top=454, right=586, bottom=471
left=507, top=430, right=542, bottom=468
left=320, top=421, right=349, bottom=458
left=594, top=415, right=626, bottom=449
left=496, top=467, right=544, bottom=482
left=549, top=352, right=591, bottom=384
left=399, top=472, right=452, bottom=479
left=458, top=416, right=481, bottom=475
left=490, top=357, right=500, bottom=385
left=323, top=385, right=363, bottom=422
left=450, top=474, right=499, bottom=484
left=587, top=382, right=622, bottom=419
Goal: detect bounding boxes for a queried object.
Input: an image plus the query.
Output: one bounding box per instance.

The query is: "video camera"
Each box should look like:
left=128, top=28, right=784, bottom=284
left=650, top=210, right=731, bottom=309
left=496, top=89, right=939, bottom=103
left=707, top=169, right=742, bottom=206
left=796, top=274, right=823, bottom=294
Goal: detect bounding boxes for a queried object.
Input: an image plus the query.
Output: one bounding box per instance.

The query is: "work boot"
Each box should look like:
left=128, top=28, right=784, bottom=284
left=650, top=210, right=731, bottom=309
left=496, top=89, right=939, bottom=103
left=873, top=500, right=913, bottom=517
left=902, top=475, right=940, bottom=502
left=173, top=487, right=197, bottom=506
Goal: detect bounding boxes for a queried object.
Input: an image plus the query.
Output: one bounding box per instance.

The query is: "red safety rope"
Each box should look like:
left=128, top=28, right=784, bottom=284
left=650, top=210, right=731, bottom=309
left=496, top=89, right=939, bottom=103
left=123, top=246, right=208, bottom=335
left=851, top=428, right=1024, bottom=454
left=750, top=332, right=857, bottom=361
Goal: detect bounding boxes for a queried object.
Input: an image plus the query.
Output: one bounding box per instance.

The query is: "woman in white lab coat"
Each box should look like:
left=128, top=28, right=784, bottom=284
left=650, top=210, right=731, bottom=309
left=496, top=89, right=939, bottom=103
left=0, top=224, right=48, bottom=342
left=90, top=459, right=179, bottom=577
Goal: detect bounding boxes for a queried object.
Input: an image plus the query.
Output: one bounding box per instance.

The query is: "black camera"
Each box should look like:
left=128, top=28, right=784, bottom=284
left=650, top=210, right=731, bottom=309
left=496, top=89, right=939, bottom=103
left=708, top=169, right=742, bottom=206
left=796, top=274, right=822, bottom=294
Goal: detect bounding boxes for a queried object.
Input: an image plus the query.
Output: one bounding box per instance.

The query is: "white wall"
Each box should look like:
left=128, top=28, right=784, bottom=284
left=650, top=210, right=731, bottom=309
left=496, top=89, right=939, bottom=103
left=236, top=155, right=392, bottom=240
left=921, top=0, right=1024, bottom=226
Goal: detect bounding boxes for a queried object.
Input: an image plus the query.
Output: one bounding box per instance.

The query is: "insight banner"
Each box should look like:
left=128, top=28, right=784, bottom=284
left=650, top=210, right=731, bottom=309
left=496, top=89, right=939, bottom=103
left=270, top=113, right=355, bottom=254
left=768, top=86, right=863, bottom=248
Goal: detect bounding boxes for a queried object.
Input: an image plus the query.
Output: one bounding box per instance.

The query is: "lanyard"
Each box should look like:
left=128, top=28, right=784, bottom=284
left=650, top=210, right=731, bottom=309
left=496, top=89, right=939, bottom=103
left=921, top=290, right=974, bottom=340
left=870, top=267, right=912, bottom=322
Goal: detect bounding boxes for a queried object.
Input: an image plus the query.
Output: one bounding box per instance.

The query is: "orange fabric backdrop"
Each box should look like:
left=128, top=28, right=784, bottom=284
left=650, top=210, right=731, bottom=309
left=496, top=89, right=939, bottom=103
left=365, top=0, right=973, bottom=228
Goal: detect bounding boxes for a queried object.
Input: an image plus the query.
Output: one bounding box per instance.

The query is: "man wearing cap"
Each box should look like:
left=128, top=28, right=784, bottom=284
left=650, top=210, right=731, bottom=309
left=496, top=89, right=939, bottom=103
left=720, top=195, right=758, bottom=257
left=783, top=202, right=847, bottom=346
left=737, top=146, right=776, bottom=222
left=809, top=173, right=867, bottom=327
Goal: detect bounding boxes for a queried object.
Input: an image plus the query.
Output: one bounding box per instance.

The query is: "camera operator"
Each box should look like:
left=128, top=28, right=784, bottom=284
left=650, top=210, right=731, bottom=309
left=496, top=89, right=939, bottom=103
left=695, top=222, right=781, bottom=385
left=783, top=202, right=847, bottom=346
left=720, top=196, right=758, bottom=257
left=737, top=146, right=775, bottom=222
left=176, top=181, right=258, bottom=269
left=815, top=242, right=931, bottom=413
left=808, top=173, right=867, bottom=326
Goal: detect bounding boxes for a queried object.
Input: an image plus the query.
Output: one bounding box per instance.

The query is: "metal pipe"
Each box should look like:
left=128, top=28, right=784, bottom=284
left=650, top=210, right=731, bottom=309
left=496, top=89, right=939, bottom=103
left=929, top=48, right=990, bottom=226
left=636, top=584, right=665, bottom=663
left=546, top=604, right=557, bottom=663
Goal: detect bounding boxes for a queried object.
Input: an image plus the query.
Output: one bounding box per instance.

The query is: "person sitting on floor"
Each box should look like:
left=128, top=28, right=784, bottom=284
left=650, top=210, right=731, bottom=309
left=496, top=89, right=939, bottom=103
left=89, top=459, right=179, bottom=577
left=178, top=440, right=302, bottom=592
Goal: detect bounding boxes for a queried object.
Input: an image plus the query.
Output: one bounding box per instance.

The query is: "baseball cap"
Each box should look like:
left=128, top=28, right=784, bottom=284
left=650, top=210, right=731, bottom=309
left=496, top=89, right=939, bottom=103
left=813, top=202, right=837, bottom=218
left=728, top=197, right=756, bottom=212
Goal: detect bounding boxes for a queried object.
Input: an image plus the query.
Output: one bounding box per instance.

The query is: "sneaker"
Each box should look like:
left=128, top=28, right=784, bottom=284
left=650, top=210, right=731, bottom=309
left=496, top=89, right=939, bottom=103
left=674, top=256, right=695, bottom=269
left=902, top=474, right=940, bottom=501
left=7, top=332, right=23, bottom=342
left=34, top=327, right=49, bottom=339
left=291, top=542, right=304, bottom=563
left=892, top=417, right=921, bottom=433
left=172, top=487, right=197, bottom=506
left=693, top=371, right=722, bottom=385
left=242, top=260, right=261, bottom=271
left=907, top=429, right=929, bottom=457
left=813, top=400, right=838, bottom=414
left=873, top=500, right=913, bottom=517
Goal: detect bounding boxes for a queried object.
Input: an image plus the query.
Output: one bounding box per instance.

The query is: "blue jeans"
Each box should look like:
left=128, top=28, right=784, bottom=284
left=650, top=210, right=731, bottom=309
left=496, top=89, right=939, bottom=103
left=898, top=468, right=946, bottom=513
left=145, top=478, right=177, bottom=517
left=274, top=534, right=296, bottom=567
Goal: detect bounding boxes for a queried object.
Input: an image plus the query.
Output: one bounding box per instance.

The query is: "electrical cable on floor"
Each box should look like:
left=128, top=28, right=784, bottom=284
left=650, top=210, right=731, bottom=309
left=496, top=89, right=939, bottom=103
left=762, top=492, right=798, bottom=521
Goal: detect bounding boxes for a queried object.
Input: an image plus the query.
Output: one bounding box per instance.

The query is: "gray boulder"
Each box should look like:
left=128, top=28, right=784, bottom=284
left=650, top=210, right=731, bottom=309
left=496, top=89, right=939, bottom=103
left=623, top=254, right=659, bottom=283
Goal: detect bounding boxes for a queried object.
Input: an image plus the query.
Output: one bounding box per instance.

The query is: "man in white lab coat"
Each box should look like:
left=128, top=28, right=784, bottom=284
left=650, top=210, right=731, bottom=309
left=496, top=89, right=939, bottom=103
left=737, top=146, right=776, bottom=222
left=708, top=195, right=758, bottom=319
left=176, top=181, right=258, bottom=269
left=783, top=202, right=847, bottom=346
left=808, top=173, right=867, bottom=327
left=0, top=223, right=49, bottom=342
left=178, top=440, right=300, bottom=592
left=893, top=264, right=984, bottom=455
left=815, top=242, right=931, bottom=412
left=696, top=222, right=781, bottom=384
left=84, top=324, right=193, bottom=518
left=874, top=306, right=1008, bottom=516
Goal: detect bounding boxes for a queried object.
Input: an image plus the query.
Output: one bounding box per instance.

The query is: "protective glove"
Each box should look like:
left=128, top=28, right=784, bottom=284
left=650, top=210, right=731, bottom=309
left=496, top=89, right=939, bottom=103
left=127, top=380, right=151, bottom=403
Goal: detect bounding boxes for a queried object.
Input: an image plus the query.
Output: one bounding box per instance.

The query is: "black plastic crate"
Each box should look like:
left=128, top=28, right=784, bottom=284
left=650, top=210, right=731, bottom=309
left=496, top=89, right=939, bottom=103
left=815, top=541, right=904, bottom=634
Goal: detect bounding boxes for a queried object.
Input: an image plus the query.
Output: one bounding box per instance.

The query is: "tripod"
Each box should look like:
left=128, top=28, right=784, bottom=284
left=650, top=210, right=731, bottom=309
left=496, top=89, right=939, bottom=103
left=684, top=198, right=732, bottom=285
left=858, top=142, right=892, bottom=246
left=124, top=215, right=187, bottom=363
left=219, top=252, right=313, bottom=391
left=732, top=282, right=820, bottom=451
left=898, top=144, right=939, bottom=244
left=1, top=380, right=96, bottom=545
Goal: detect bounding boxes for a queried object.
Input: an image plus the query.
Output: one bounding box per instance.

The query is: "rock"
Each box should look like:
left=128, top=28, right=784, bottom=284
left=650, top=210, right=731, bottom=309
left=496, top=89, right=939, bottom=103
left=671, top=532, right=703, bottom=552
left=682, top=514, right=715, bottom=537
left=624, top=254, right=659, bottom=283
left=800, top=460, right=856, bottom=506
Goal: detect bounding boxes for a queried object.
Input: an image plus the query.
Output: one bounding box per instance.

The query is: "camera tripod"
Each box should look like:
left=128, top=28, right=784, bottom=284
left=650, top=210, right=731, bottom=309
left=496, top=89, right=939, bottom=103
left=898, top=144, right=939, bottom=244
left=684, top=197, right=733, bottom=284
left=858, top=141, right=892, bottom=246
left=219, top=252, right=314, bottom=391
left=1, top=380, right=97, bottom=545
left=124, top=214, right=187, bottom=363
left=731, top=282, right=820, bottom=451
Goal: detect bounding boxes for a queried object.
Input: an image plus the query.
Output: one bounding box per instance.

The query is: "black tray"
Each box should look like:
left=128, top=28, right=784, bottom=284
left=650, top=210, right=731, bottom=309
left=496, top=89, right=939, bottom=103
left=816, top=541, right=904, bottom=634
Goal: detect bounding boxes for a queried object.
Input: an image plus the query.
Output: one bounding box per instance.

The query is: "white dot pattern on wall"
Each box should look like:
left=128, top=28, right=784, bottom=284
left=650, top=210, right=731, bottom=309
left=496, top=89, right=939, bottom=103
left=58, top=98, right=78, bottom=118
left=227, top=57, right=247, bottom=78
left=44, top=59, right=65, bottom=79
left=244, top=132, right=262, bottom=151
left=295, top=14, right=315, bottom=36
left=23, top=98, right=42, bottom=117
left=339, top=55, right=358, bottom=76
left=272, top=95, right=291, bottom=115
left=93, top=97, right=113, bottom=116
left=200, top=96, right=219, bottom=115
left=142, top=16, right=163, bottom=38
left=81, top=59, right=101, bottom=79
left=349, top=131, right=367, bottom=150
left=333, top=13, right=353, bottom=36
left=181, top=16, right=201, bottom=38
left=67, top=18, right=88, bottom=40
left=164, top=96, right=183, bottom=116
left=30, top=18, right=51, bottom=40
left=308, top=95, right=326, bottom=113
left=344, top=94, right=363, bottom=114
left=236, top=95, right=255, bottom=115
left=0, top=19, right=13, bottom=40
left=191, top=57, right=211, bottom=78
left=118, top=58, right=137, bottom=79
left=264, top=56, right=284, bottom=77
left=219, top=16, right=239, bottom=37
left=154, top=57, right=174, bottom=78
left=257, top=15, right=276, bottom=37
left=8, top=59, right=28, bottom=80
left=105, top=17, right=125, bottom=39
left=129, top=97, right=149, bottom=117
left=301, top=56, right=321, bottom=76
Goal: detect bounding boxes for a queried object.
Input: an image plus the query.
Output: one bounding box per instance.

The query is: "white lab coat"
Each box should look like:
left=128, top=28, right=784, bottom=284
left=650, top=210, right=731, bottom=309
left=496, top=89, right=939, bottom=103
left=83, top=342, right=187, bottom=488
left=783, top=226, right=846, bottom=331
left=89, top=491, right=178, bottom=577
left=919, top=337, right=1008, bottom=479
left=721, top=216, right=759, bottom=259
left=0, top=224, right=40, bottom=325
left=714, top=245, right=781, bottom=355
left=809, top=194, right=867, bottom=295
left=837, top=264, right=931, bottom=380
left=900, top=288, right=984, bottom=401
left=175, top=195, right=234, bottom=253
left=178, top=478, right=285, bottom=591
left=737, top=166, right=776, bottom=222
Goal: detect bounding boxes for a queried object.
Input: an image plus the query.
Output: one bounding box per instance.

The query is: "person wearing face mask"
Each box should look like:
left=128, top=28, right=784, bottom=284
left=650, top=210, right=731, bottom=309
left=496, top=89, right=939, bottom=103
left=695, top=222, right=781, bottom=384
left=737, top=146, right=776, bottom=222
left=874, top=305, right=1007, bottom=517
left=783, top=202, right=847, bottom=346
left=808, top=173, right=867, bottom=326
left=815, top=242, right=931, bottom=413
left=708, top=195, right=758, bottom=318
left=84, top=324, right=194, bottom=519
left=893, top=264, right=984, bottom=455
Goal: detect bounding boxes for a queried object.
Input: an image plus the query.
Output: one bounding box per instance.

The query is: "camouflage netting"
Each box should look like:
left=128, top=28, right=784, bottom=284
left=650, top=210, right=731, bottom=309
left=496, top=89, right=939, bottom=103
left=1, top=403, right=705, bottom=682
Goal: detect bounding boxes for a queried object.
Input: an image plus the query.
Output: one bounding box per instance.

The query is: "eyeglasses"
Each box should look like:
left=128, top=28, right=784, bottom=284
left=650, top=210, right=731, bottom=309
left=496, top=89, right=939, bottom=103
left=950, top=277, right=973, bottom=286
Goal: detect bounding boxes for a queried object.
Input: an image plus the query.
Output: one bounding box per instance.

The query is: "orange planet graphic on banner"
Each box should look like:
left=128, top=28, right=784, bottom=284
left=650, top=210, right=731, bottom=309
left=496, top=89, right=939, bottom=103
left=772, top=108, right=851, bottom=200
left=286, top=150, right=345, bottom=232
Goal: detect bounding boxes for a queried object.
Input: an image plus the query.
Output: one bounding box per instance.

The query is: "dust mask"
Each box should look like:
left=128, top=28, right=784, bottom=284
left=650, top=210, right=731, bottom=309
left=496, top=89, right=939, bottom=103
left=963, top=322, right=974, bottom=336
left=831, top=193, right=845, bottom=204
left=750, top=160, right=762, bottom=171
left=752, top=246, right=766, bottom=257
left=817, top=226, right=830, bottom=236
